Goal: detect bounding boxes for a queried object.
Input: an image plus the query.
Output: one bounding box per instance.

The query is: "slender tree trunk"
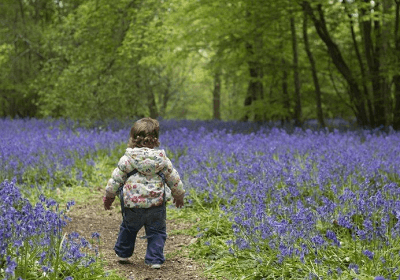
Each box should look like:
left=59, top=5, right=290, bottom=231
left=281, top=59, right=291, bottom=123
left=344, top=1, right=374, bottom=126
left=393, top=0, right=400, bottom=129
left=160, top=87, right=170, bottom=118
left=0, top=94, right=7, bottom=117
left=360, top=1, right=386, bottom=126
left=158, top=74, right=172, bottom=118
left=381, top=0, right=392, bottom=125
left=148, top=88, right=158, bottom=119
left=303, top=10, right=325, bottom=127
left=303, top=1, right=369, bottom=126
left=394, top=76, right=400, bottom=130
left=213, top=69, right=221, bottom=120
left=243, top=42, right=264, bottom=121
left=291, top=16, right=302, bottom=127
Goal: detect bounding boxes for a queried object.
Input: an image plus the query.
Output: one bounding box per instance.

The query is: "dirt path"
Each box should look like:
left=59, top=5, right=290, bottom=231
left=63, top=187, right=210, bottom=280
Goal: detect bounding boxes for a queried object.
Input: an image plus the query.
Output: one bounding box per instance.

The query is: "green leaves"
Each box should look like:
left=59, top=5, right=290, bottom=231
left=1, top=0, right=399, bottom=125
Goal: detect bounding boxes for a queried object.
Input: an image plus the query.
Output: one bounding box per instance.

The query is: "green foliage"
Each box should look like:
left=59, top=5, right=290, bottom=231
left=1, top=0, right=400, bottom=126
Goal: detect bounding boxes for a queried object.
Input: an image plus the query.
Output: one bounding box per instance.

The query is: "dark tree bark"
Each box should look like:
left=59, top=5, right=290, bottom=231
left=381, top=0, right=392, bottom=124
left=303, top=1, right=369, bottom=126
left=360, top=0, right=386, bottom=126
left=393, top=0, right=400, bottom=129
left=303, top=10, right=325, bottom=127
left=243, top=42, right=264, bottom=121
left=213, top=69, right=221, bottom=120
left=160, top=77, right=172, bottom=118
left=281, top=58, right=291, bottom=123
left=343, top=1, right=374, bottom=126
left=291, top=16, right=302, bottom=127
left=148, top=88, right=158, bottom=119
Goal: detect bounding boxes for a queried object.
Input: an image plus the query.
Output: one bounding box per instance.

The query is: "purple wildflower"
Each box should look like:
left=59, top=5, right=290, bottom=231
left=349, top=263, right=359, bottom=274
left=363, top=249, right=374, bottom=260
left=91, top=232, right=101, bottom=239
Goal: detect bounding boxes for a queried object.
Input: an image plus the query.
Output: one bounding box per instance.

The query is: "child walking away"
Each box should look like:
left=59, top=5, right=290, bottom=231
left=103, top=117, right=185, bottom=269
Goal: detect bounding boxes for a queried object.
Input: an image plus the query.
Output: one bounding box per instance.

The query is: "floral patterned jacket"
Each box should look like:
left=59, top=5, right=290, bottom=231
left=105, top=147, right=185, bottom=208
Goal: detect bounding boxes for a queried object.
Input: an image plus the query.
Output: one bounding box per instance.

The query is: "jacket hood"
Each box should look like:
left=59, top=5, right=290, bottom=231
left=125, top=147, right=166, bottom=175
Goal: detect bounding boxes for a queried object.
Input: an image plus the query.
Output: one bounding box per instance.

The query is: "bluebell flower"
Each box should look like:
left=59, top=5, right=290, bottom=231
left=337, top=214, right=353, bottom=229
left=14, top=240, right=23, bottom=248
left=311, top=235, right=325, bottom=247
left=327, top=268, right=333, bottom=276
left=91, top=232, right=100, bottom=239
left=42, top=265, right=53, bottom=273
left=348, top=263, right=359, bottom=274
left=39, top=251, right=47, bottom=264
left=235, top=238, right=250, bottom=250
left=68, top=232, right=80, bottom=239
left=83, top=257, right=96, bottom=267
left=5, top=256, right=17, bottom=276
left=336, top=267, right=342, bottom=275
left=363, top=249, right=374, bottom=260
left=326, top=230, right=340, bottom=246
left=66, top=200, right=75, bottom=210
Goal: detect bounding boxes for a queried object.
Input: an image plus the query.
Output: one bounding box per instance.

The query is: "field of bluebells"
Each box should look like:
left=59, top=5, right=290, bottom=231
left=162, top=123, right=400, bottom=279
left=2, top=117, right=400, bottom=279
left=0, top=118, right=127, bottom=280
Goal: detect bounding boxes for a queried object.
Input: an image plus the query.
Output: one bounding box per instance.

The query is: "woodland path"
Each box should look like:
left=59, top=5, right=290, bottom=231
left=63, top=187, right=211, bottom=280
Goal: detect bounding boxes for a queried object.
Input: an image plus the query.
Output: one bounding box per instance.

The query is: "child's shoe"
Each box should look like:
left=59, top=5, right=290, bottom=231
left=150, top=264, right=161, bottom=269
left=116, top=254, right=129, bottom=263
left=145, top=262, right=162, bottom=269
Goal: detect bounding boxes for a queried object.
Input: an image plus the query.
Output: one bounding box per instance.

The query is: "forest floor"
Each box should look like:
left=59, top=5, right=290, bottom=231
left=63, top=187, right=212, bottom=280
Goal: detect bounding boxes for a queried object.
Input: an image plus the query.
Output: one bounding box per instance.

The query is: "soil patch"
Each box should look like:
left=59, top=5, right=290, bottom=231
left=63, top=187, right=211, bottom=280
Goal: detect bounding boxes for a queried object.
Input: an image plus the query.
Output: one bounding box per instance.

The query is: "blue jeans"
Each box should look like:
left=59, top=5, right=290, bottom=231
left=114, top=205, right=167, bottom=264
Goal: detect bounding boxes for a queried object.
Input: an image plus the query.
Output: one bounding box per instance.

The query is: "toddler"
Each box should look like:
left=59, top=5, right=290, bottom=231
left=103, top=117, right=185, bottom=269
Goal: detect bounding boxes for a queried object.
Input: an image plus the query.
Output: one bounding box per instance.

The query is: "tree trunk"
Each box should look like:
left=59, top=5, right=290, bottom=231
left=394, top=76, right=400, bottom=130
left=360, top=0, right=385, bottom=126
left=281, top=59, right=291, bottom=123
left=303, top=10, right=325, bottom=127
left=291, top=16, right=302, bottom=127
left=160, top=77, right=172, bottom=118
left=213, top=69, right=221, bottom=120
left=243, top=42, right=264, bottom=121
left=344, top=1, right=374, bottom=126
left=148, top=88, right=158, bottom=119
left=303, top=1, right=369, bottom=126
left=393, top=0, right=400, bottom=130
left=381, top=0, right=392, bottom=125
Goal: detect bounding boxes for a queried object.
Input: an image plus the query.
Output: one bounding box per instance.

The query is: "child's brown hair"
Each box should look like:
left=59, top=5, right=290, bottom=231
left=128, top=117, right=160, bottom=149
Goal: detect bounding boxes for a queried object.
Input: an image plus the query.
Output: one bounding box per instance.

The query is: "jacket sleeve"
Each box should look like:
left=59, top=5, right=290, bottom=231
left=162, top=157, right=185, bottom=198
left=105, top=154, right=135, bottom=198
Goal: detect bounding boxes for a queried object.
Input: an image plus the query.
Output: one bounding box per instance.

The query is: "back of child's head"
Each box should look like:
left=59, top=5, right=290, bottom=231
left=128, top=117, right=160, bottom=149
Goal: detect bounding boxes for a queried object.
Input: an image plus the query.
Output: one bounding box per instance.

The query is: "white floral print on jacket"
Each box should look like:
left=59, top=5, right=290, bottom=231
left=105, top=147, right=185, bottom=208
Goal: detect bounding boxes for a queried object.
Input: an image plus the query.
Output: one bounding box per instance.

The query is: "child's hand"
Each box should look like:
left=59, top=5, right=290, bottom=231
left=103, top=196, right=115, bottom=210
left=173, top=195, right=184, bottom=208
